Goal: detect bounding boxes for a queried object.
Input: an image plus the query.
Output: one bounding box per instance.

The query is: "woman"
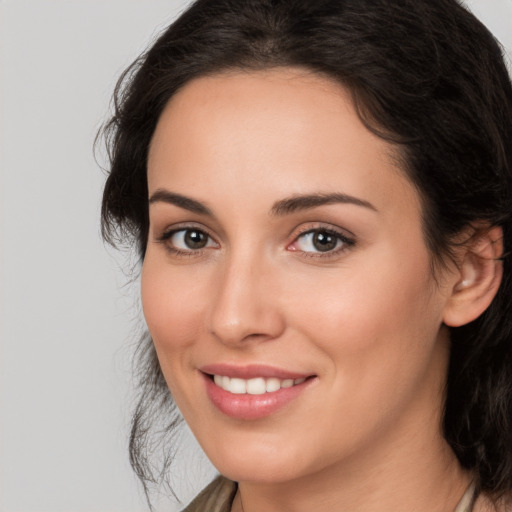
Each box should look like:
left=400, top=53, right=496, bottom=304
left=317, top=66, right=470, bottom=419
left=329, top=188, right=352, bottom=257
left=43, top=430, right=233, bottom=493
left=100, top=0, right=512, bottom=510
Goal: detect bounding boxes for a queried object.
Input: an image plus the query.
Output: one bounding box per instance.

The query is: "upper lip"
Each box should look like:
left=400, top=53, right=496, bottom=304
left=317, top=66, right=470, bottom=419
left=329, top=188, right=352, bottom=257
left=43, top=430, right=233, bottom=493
left=199, top=363, right=313, bottom=380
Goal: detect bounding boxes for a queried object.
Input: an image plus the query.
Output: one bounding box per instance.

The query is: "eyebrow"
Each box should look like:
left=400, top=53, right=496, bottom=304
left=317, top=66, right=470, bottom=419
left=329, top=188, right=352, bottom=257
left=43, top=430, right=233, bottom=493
left=148, top=189, right=377, bottom=217
left=149, top=189, right=213, bottom=216
left=271, top=193, right=377, bottom=216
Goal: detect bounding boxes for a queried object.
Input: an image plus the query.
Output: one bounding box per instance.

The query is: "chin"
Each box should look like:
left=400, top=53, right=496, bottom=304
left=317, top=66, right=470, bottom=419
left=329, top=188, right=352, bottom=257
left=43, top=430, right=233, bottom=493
left=214, top=457, right=305, bottom=484
left=202, top=434, right=325, bottom=485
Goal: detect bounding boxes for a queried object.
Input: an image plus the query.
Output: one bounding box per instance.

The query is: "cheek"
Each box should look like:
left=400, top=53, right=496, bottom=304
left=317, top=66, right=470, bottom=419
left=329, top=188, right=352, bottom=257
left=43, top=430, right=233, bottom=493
left=279, top=251, right=447, bottom=451
left=285, top=242, right=442, bottom=377
left=141, top=256, right=207, bottom=353
left=140, top=256, right=214, bottom=419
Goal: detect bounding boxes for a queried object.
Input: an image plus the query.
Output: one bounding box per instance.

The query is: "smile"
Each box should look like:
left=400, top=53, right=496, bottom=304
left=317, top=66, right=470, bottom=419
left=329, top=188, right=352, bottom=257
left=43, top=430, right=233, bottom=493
left=213, top=375, right=307, bottom=395
left=201, top=366, right=316, bottom=420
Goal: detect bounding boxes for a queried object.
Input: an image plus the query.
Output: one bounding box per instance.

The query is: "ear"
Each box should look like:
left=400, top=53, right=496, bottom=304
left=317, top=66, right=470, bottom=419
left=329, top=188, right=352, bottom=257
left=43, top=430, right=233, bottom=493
left=443, top=226, right=503, bottom=327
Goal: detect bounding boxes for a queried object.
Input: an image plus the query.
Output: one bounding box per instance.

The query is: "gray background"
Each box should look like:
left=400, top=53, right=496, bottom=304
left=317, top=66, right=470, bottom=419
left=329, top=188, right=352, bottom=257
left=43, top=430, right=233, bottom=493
left=0, top=1, right=510, bottom=511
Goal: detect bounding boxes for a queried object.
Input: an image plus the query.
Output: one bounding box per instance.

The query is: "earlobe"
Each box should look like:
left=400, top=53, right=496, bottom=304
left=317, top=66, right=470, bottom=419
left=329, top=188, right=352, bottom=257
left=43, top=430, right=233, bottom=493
left=443, top=226, right=503, bottom=327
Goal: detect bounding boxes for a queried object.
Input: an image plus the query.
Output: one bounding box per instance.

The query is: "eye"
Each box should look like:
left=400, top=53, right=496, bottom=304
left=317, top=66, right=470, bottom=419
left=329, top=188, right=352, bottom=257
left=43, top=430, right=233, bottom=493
left=161, top=228, right=217, bottom=252
left=288, top=228, right=354, bottom=255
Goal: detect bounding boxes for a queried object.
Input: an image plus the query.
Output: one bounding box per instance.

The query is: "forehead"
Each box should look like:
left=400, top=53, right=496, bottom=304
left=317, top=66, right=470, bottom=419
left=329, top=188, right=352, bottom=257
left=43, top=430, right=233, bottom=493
left=147, top=68, right=419, bottom=218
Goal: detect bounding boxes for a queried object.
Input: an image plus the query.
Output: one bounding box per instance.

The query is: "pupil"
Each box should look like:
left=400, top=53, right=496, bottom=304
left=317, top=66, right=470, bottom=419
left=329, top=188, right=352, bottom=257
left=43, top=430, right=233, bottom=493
left=313, top=231, right=337, bottom=252
left=185, top=230, right=207, bottom=249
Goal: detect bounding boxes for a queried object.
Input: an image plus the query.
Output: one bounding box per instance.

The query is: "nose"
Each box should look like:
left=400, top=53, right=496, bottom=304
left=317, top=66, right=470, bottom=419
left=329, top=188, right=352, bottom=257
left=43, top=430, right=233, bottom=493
left=207, top=251, right=285, bottom=347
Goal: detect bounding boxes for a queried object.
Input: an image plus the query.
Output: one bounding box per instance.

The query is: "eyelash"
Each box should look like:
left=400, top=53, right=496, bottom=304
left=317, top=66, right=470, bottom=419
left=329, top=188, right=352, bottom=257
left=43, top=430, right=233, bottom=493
left=288, top=226, right=355, bottom=259
left=156, top=225, right=355, bottom=259
left=157, top=225, right=217, bottom=258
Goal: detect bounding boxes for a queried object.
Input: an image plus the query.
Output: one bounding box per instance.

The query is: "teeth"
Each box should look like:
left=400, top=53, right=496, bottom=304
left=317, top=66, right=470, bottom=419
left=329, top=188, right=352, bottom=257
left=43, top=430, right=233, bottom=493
left=230, top=378, right=246, bottom=394
left=266, top=377, right=281, bottom=393
left=247, top=377, right=266, bottom=395
left=281, top=379, right=294, bottom=388
left=212, top=375, right=308, bottom=395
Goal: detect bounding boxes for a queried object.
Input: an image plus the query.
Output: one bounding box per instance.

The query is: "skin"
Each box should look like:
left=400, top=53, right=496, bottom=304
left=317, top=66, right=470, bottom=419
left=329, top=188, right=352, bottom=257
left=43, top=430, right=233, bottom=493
left=142, top=68, right=476, bottom=512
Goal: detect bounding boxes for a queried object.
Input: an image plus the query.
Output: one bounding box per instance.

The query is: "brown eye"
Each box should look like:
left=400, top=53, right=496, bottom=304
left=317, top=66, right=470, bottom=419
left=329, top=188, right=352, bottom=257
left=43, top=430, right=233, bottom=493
left=184, top=230, right=208, bottom=249
left=288, top=228, right=355, bottom=256
left=295, top=229, right=343, bottom=253
left=311, top=231, right=338, bottom=252
left=165, top=228, right=217, bottom=251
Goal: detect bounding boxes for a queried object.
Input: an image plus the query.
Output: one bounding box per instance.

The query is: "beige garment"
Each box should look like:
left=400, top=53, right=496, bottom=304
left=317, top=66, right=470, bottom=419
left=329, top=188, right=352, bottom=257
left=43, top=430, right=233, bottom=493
left=182, top=476, right=476, bottom=512
left=183, top=476, right=237, bottom=512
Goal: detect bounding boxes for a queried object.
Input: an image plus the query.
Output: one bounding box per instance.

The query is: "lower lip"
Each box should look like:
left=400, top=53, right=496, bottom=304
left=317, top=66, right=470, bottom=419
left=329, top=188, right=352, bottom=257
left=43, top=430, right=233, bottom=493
left=203, top=373, right=314, bottom=420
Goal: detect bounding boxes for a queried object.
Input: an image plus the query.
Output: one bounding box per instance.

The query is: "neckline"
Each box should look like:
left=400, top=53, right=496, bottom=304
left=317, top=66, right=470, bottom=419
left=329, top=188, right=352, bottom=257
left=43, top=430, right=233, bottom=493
left=454, top=482, right=477, bottom=512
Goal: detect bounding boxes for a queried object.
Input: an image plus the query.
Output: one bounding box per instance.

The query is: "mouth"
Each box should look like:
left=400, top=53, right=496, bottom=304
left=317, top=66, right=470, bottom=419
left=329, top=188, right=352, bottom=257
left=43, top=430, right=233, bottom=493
left=200, top=365, right=316, bottom=420
left=210, top=374, right=308, bottom=395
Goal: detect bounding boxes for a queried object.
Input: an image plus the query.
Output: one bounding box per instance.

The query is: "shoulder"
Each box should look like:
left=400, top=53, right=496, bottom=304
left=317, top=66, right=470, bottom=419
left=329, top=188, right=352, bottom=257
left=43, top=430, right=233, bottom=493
left=182, top=476, right=237, bottom=512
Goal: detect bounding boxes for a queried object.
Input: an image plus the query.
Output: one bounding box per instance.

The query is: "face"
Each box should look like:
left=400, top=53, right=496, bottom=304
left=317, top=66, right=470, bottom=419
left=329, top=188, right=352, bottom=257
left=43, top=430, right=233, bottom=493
left=142, top=69, right=455, bottom=485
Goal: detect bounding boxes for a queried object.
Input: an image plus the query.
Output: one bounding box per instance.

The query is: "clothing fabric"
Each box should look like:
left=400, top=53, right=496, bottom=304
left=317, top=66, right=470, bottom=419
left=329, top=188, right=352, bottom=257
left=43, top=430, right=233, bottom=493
left=182, top=476, right=476, bottom=512
left=454, top=482, right=477, bottom=512
left=183, top=476, right=236, bottom=512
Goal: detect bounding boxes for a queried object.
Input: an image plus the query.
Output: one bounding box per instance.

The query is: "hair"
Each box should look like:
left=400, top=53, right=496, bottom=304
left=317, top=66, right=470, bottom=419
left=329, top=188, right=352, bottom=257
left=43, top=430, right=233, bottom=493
left=99, top=0, right=512, bottom=503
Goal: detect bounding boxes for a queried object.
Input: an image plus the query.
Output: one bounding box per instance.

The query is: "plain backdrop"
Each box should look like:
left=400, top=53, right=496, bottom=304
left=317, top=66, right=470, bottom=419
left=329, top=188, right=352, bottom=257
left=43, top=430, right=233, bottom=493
left=0, top=1, right=510, bottom=511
